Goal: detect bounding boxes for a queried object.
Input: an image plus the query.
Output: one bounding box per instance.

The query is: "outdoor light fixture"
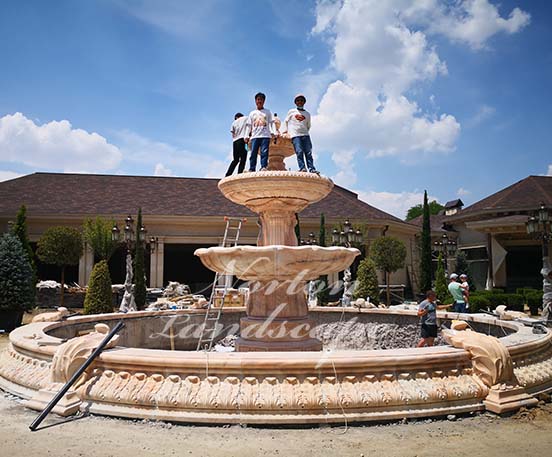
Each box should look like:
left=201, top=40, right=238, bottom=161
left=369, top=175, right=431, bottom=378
left=301, top=232, right=317, bottom=246
left=332, top=218, right=364, bottom=306
left=526, top=202, right=552, bottom=256
left=433, top=232, right=457, bottom=275
left=111, top=224, right=120, bottom=242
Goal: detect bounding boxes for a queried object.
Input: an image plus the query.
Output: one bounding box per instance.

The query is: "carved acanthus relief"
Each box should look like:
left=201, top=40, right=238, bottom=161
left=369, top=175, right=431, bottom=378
left=50, top=323, right=120, bottom=386
left=441, top=328, right=516, bottom=387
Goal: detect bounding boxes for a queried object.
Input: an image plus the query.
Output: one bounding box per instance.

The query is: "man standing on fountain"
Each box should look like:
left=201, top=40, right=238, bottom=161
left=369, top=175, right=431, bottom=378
left=244, top=92, right=275, bottom=172
left=282, top=94, right=319, bottom=174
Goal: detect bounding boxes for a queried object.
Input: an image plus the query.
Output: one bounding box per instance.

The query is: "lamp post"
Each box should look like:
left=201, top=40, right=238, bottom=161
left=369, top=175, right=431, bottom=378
left=331, top=219, right=363, bottom=306
left=526, top=203, right=552, bottom=317
left=300, top=232, right=317, bottom=245
left=433, top=233, right=457, bottom=275
left=526, top=202, right=552, bottom=258
left=112, top=215, right=147, bottom=312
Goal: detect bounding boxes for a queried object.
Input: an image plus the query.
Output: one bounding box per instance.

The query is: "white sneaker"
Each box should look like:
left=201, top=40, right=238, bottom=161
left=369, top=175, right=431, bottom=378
left=260, top=167, right=268, bottom=171
left=299, top=168, right=307, bottom=172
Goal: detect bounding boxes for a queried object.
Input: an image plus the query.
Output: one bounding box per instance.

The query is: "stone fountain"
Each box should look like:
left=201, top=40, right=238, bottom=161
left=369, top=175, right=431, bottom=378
left=196, top=137, right=359, bottom=351
left=1, top=137, right=551, bottom=423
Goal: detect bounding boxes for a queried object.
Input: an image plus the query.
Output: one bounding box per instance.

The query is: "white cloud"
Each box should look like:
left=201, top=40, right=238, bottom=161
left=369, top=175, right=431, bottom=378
left=547, top=165, right=552, bottom=176
left=309, top=0, right=529, bottom=172
left=154, top=163, right=173, bottom=177
left=115, top=129, right=228, bottom=178
left=0, top=171, right=23, bottom=182
left=404, top=0, right=531, bottom=50
left=356, top=189, right=441, bottom=219
left=457, top=187, right=471, bottom=197
left=466, top=104, right=496, bottom=127
left=0, top=113, right=122, bottom=173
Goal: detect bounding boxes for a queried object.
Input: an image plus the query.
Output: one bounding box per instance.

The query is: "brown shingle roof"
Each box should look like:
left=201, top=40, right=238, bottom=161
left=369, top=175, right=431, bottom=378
left=0, top=173, right=408, bottom=224
left=408, top=212, right=449, bottom=232
left=450, top=175, right=552, bottom=220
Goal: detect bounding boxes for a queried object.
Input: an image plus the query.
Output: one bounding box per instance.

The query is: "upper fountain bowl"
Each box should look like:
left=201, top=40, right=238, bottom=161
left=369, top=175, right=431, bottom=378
left=219, top=171, right=334, bottom=213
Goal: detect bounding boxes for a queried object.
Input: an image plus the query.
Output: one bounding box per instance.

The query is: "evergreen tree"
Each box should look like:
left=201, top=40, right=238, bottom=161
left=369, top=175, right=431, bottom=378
left=317, top=213, right=329, bottom=305
left=133, top=208, right=147, bottom=310
left=83, top=260, right=113, bottom=314
left=419, top=190, right=432, bottom=293
left=36, top=226, right=83, bottom=307
left=352, top=258, right=380, bottom=305
left=83, top=217, right=118, bottom=261
left=11, top=205, right=36, bottom=275
left=454, top=250, right=476, bottom=292
left=434, top=253, right=452, bottom=303
left=370, top=236, right=406, bottom=306
left=0, top=234, right=35, bottom=313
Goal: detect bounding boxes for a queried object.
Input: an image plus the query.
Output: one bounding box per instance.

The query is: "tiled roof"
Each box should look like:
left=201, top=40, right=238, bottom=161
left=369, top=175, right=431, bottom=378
left=0, top=173, right=408, bottom=224
left=408, top=212, right=449, bottom=232
left=444, top=199, right=463, bottom=209
left=450, top=175, right=552, bottom=220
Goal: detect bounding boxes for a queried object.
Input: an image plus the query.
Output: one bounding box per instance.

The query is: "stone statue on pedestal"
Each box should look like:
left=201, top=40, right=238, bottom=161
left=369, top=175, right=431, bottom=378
left=119, top=253, right=137, bottom=313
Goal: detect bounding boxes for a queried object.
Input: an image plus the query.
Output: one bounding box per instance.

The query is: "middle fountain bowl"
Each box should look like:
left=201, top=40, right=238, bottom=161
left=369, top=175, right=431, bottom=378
left=195, top=245, right=359, bottom=281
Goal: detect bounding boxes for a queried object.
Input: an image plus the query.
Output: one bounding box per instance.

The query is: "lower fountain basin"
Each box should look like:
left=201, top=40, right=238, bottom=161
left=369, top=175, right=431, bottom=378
left=1, top=308, right=550, bottom=424
left=194, top=245, right=360, bottom=280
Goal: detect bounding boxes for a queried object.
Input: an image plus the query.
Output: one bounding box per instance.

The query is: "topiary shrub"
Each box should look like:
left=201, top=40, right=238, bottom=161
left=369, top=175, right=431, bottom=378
left=83, top=260, right=113, bottom=315
left=353, top=258, right=380, bottom=305
left=0, top=234, right=35, bottom=330
left=36, top=226, right=83, bottom=307
left=469, top=295, right=491, bottom=313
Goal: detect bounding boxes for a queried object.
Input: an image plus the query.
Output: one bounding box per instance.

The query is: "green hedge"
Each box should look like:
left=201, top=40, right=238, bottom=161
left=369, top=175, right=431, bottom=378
left=469, top=296, right=491, bottom=313
left=469, top=292, right=525, bottom=313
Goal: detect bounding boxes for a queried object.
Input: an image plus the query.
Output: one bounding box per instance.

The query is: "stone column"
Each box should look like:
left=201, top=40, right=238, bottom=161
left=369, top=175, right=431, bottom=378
left=149, top=239, right=164, bottom=288
left=78, top=244, right=94, bottom=286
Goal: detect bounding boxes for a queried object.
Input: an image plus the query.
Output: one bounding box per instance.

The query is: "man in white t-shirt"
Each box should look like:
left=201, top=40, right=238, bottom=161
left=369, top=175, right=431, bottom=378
left=243, top=92, right=275, bottom=172
left=225, top=112, right=248, bottom=176
left=282, top=94, right=319, bottom=174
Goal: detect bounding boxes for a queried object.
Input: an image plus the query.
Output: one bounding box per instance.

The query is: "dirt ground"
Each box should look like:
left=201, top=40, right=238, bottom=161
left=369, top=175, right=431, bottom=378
left=1, top=334, right=552, bottom=457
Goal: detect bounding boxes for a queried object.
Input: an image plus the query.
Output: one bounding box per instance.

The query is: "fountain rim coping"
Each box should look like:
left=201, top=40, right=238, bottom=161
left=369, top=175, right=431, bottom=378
left=194, top=245, right=361, bottom=254
left=7, top=307, right=549, bottom=369
left=218, top=170, right=334, bottom=184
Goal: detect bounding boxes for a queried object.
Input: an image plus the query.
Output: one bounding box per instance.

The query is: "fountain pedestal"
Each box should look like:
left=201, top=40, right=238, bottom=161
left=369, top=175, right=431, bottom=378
left=196, top=138, right=359, bottom=351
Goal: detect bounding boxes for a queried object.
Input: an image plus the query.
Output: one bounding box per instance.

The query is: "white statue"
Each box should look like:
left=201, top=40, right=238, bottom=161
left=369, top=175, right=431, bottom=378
left=341, top=269, right=353, bottom=306
left=119, top=253, right=137, bottom=312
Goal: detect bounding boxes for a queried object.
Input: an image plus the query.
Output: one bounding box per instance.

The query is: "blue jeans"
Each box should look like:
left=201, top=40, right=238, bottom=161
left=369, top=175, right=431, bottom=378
left=292, top=135, right=316, bottom=172
left=249, top=137, right=270, bottom=171
left=452, top=301, right=466, bottom=313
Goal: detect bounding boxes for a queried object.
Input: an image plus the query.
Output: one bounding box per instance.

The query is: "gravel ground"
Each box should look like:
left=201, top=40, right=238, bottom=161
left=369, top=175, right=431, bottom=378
left=1, top=334, right=552, bottom=457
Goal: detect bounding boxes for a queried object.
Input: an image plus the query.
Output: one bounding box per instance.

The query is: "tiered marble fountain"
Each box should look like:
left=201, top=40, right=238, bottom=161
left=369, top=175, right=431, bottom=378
left=1, top=138, right=551, bottom=423
left=196, top=137, right=359, bottom=351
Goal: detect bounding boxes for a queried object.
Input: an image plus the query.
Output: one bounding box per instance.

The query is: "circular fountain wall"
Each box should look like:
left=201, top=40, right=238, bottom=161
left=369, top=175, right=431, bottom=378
left=1, top=308, right=550, bottom=424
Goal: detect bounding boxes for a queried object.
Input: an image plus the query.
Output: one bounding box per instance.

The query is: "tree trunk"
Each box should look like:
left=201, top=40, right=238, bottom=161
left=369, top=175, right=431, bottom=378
left=386, top=271, right=390, bottom=306
left=60, top=266, right=65, bottom=307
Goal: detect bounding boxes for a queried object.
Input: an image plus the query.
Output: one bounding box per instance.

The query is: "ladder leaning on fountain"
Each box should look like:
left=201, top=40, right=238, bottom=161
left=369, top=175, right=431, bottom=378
left=196, top=216, right=246, bottom=351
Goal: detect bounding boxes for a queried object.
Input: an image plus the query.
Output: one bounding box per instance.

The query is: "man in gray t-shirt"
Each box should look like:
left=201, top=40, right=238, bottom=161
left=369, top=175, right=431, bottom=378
left=417, top=290, right=451, bottom=347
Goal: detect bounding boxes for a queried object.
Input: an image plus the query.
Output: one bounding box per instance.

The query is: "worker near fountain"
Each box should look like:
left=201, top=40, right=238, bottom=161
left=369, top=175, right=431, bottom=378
left=417, top=290, right=451, bottom=347
left=225, top=112, right=248, bottom=176
left=282, top=94, right=319, bottom=174
left=243, top=92, right=275, bottom=172
left=541, top=256, right=552, bottom=323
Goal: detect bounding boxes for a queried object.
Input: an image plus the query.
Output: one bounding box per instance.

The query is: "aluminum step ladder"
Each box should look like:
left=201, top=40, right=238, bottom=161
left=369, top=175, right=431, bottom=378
left=196, top=217, right=246, bottom=351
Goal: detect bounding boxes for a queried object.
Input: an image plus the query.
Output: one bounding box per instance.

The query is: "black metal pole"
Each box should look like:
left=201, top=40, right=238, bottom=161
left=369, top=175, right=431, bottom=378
left=29, top=320, right=125, bottom=431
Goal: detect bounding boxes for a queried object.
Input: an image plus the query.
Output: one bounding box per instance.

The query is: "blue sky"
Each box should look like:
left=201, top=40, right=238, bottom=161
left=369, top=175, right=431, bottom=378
left=1, top=0, right=551, bottom=218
